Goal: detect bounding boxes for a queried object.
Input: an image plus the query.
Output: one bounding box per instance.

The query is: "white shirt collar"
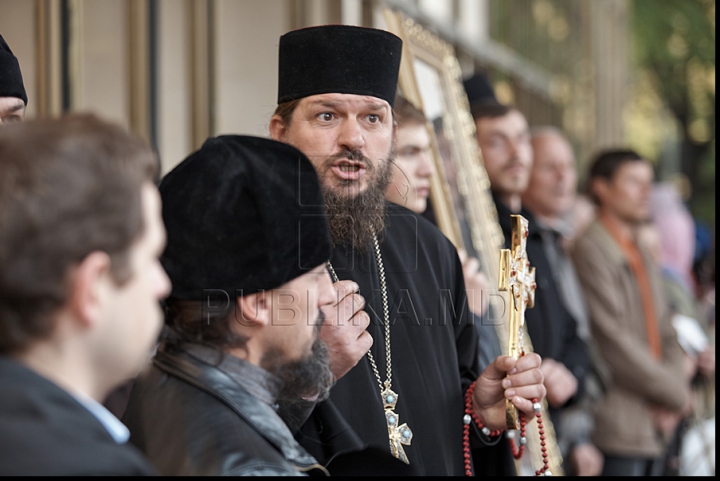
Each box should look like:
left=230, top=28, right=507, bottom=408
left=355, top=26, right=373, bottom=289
left=70, top=390, right=130, bottom=444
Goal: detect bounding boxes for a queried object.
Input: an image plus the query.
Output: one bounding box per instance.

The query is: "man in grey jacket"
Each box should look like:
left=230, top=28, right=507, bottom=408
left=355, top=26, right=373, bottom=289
left=522, top=126, right=604, bottom=476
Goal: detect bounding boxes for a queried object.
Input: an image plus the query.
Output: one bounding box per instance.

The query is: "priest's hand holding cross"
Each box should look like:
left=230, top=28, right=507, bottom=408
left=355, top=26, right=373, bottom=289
left=461, top=214, right=551, bottom=475
left=466, top=214, right=554, bottom=476
left=469, top=214, right=546, bottom=431
left=470, top=352, right=546, bottom=432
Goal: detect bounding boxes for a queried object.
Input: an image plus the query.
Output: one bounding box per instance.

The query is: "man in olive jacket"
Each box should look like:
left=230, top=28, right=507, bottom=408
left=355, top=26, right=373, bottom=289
left=571, top=149, right=691, bottom=476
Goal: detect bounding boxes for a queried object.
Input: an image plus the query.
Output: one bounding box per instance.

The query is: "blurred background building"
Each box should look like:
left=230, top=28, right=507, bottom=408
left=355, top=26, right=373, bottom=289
left=0, top=0, right=714, bottom=229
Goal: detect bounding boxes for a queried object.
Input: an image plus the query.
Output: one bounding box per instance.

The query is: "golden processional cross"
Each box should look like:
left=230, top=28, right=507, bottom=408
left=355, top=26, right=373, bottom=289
left=498, top=214, right=536, bottom=429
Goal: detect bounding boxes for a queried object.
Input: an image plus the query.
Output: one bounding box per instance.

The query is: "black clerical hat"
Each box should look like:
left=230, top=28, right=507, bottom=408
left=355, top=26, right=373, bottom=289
left=159, top=135, right=332, bottom=300
left=277, top=25, right=402, bottom=107
left=0, top=34, right=27, bottom=105
left=462, top=71, right=498, bottom=107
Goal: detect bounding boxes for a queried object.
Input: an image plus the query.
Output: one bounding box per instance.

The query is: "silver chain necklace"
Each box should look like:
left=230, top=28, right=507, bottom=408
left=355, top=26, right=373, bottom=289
left=326, top=234, right=413, bottom=464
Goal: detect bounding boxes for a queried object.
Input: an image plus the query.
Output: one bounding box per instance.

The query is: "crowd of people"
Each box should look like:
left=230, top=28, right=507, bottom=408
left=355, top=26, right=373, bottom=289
left=0, top=22, right=714, bottom=478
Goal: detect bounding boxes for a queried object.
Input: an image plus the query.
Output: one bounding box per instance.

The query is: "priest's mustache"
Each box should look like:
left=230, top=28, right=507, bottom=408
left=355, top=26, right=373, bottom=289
left=323, top=149, right=375, bottom=172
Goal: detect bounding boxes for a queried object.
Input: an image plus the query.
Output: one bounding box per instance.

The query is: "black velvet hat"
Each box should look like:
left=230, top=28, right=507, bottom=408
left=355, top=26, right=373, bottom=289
left=277, top=25, right=402, bottom=107
left=159, top=135, right=332, bottom=300
left=462, top=71, right=498, bottom=107
left=0, top=34, right=27, bottom=105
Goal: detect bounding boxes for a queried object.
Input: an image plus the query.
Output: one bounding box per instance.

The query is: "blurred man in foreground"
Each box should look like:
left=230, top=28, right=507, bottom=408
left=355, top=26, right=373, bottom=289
left=0, top=114, right=170, bottom=475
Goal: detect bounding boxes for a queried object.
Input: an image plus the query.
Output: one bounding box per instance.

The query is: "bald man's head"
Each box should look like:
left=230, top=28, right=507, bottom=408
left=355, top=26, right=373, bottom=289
left=522, top=128, right=578, bottom=220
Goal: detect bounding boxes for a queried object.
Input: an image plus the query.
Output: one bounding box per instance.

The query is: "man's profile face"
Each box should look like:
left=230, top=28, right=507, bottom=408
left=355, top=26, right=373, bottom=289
left=272, top=93, right=395, bottom=200
left=386, top=122, right=435, bottom=214
left=268, top=263, right=335, bottom=362
left=475, top=109, right=533, bottom=198
left=261, top=263, right=336, bottom=401
left=99, top=183, right=172, bottom=378
left=0, top=97, right=26, bottom=124
left=523, top=133, right=578, bottom=219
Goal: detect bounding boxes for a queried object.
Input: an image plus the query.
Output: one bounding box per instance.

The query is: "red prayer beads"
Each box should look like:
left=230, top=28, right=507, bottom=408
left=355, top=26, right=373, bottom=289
left=463, top=382, right=550, bottom=475
left=463, top=380, right=503, bottom=476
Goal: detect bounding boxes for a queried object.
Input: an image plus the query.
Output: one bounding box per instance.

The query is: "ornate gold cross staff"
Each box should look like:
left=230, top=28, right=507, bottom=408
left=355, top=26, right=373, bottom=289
left=498, top=214, right=536, bottom=429
left=382, top=383, right=413, bottom=463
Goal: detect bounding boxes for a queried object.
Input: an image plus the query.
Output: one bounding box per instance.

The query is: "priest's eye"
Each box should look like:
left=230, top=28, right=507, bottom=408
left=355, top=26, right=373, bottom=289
left=318, top=112, right=334, bottom=122
left=367, top=114, right=380, bottom=123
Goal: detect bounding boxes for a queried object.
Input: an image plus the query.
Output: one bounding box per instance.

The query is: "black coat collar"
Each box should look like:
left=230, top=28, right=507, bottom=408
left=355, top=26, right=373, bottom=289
left=152, top=343, right=320, bottom=469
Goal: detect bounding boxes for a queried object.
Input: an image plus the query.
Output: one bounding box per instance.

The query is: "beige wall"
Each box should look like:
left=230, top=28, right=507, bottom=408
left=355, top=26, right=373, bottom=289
left=74, top=0, right=130, bottom=127
left=213, top=0, right=288, bottom=140
left=157, top=0, right=191, bottom=174
left=2, top=0, right=625, bottom=177
left=0, top=0, right=297, bottom=174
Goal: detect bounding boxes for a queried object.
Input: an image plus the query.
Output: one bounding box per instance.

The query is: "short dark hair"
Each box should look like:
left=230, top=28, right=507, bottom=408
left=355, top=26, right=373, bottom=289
left=0, top=113, right=158, bottom=354
left=586, top=148, right=645, bottom=204
left=470, top=101, right=513, bottom=122
left=394, top=94, right=427, bottom=127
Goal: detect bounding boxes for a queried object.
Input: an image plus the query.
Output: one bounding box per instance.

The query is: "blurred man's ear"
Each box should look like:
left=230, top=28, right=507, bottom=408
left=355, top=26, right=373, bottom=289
left=590, top=177, right=609, bottom=206
left=67, top=251, right=113, bottom=329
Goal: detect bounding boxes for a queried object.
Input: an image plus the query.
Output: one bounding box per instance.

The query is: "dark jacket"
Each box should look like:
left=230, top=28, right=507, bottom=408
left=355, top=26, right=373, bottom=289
left=122, top=343, right=327, bottom=476
left=0, top=357, right=155, bottom=476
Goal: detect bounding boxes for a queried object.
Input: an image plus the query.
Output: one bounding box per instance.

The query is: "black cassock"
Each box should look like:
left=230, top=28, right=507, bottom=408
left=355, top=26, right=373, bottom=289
left=296, top=203, right=513, bottom=476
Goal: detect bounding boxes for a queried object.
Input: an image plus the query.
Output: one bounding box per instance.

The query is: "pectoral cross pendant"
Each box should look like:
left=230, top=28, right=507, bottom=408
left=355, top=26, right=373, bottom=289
left=498, top=215, right=537, bottom=429
left=381, top=383, right=413, bottom=464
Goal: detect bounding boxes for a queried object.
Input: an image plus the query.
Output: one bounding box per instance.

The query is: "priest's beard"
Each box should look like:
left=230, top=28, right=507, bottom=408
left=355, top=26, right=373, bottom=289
left=320, top=146, right=395, bottom=252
